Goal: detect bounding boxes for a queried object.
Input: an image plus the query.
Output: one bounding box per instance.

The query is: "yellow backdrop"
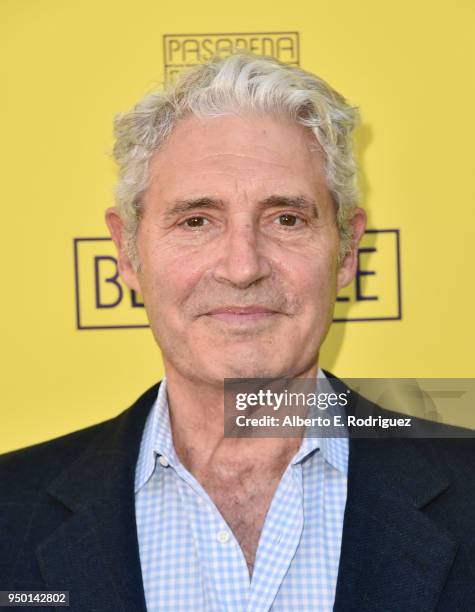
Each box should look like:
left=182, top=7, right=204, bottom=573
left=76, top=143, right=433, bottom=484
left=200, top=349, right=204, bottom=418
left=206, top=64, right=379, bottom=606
left=2, top=0, right=474, bottom=453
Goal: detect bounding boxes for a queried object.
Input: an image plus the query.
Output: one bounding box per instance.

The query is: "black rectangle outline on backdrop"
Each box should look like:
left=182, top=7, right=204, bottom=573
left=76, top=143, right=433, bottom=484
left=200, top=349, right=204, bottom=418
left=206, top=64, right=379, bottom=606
left=73, top=237, right=149, bottom=330
left=74, top=229, right=401, bottom=330
left=333, top=228, right=402, bottom=323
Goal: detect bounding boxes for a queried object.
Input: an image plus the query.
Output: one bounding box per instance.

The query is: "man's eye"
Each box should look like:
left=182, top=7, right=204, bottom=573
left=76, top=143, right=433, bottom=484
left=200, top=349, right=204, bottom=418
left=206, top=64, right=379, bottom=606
left=183, top=216, right=209, bottom=228
left=275, top=214, right=302, bottom=227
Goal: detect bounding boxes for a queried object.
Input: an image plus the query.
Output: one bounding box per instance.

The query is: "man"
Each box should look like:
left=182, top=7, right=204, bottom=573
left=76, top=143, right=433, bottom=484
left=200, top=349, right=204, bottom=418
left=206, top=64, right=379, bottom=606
left=1, top=53, right=474, bottom=611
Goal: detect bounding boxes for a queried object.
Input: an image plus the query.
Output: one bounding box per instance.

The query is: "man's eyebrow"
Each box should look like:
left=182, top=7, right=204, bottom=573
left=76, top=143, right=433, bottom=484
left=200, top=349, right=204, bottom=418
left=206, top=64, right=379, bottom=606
left=162, top=195, right=319, bottom=220
left=163, top=198, right=224, bottom=221
left=257, top=195, right=319, bottom=218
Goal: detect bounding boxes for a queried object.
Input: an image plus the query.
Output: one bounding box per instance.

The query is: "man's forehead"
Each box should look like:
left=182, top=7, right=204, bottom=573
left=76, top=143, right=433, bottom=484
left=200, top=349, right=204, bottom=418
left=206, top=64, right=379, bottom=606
left=148, top=112, right=324, bottom=172
left=144, top=113, right=328, bottom=207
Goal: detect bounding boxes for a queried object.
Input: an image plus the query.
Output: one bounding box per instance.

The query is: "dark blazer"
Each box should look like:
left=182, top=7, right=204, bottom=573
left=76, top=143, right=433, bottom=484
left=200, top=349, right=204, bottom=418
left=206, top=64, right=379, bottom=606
left=1, top=375, right=475, bottom=611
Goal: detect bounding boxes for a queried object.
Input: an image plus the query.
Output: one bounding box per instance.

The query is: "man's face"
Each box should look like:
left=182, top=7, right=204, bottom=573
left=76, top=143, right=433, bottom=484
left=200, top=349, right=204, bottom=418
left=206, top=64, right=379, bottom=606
left=107, top=113, right=365, bottom=385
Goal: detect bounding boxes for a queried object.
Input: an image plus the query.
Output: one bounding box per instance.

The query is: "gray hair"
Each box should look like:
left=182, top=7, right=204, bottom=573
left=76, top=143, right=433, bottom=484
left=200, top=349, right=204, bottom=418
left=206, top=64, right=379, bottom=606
left=112, top=53, right=360, bottom=270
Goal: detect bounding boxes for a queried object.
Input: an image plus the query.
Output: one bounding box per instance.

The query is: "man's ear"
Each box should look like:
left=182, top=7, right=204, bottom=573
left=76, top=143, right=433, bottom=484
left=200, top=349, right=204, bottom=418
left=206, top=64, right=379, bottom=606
left=105, top=207, right=142, bottom=293
left=337, top=207, right=367, bottom=290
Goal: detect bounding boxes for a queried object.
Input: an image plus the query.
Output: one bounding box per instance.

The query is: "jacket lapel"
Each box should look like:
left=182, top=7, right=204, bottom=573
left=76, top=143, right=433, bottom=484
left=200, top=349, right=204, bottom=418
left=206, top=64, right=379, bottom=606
left=333, top=429, right=458, bottom=611
left=35, top=383, right=160, bottom=612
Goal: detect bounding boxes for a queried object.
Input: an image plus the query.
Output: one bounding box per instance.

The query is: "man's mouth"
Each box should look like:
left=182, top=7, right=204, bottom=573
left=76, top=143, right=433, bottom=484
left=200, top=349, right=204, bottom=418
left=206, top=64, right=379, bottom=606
left=203, top=305, right=280, bottom=323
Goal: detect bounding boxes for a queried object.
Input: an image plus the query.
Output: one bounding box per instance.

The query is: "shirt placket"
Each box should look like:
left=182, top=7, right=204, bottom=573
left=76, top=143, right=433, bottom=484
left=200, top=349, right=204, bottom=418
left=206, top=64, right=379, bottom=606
left=174, top=469, right=251, bottom=612
left=247, top=463, right=304, bottom=612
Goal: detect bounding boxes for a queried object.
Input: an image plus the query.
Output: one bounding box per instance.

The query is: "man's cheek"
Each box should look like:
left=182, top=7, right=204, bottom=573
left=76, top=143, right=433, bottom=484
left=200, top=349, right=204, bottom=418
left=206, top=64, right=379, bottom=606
left=306, top=270, right=332, bottom=297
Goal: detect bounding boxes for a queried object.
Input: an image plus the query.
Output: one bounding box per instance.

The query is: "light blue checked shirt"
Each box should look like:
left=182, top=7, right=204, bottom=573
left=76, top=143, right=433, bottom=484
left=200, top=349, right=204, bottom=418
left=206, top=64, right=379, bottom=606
left=135, top=370, right=349, bottom=611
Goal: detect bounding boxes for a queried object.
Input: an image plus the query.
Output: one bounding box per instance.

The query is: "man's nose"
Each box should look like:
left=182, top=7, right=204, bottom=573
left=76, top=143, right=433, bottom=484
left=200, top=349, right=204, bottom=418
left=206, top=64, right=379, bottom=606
left=212, top=218, right=272, bottom=288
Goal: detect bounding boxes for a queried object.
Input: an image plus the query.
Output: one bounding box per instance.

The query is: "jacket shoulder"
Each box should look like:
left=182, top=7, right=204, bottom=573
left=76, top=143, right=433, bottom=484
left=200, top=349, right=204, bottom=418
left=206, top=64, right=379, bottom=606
left=0, top=416, right=114, bottom=502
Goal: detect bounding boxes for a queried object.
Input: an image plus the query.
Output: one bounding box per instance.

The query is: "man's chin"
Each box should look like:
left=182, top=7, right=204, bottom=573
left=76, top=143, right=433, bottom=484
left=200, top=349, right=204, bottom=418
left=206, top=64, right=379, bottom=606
left=198, top=342, right=312, bottom=381
left=206, top=360, right=292, bottom=382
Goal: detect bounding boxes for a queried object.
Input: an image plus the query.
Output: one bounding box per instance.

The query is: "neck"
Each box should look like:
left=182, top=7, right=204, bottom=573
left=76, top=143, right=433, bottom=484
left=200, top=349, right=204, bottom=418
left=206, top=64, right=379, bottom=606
left=163, top=361, right=320, bottom=474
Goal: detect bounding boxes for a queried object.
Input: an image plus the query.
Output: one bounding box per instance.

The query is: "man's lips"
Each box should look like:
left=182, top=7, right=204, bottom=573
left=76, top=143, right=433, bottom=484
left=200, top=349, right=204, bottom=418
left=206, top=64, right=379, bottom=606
left=202, top=305, right=281, bottom=323
left=205, top=305, right=278, bottom=315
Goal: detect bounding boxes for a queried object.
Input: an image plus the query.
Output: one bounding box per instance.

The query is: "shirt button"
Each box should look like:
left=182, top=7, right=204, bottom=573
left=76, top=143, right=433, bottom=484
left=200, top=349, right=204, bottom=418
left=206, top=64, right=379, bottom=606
left=159, top=455, right=169, bottom=467
left=217, top=530, right=230, bottom=543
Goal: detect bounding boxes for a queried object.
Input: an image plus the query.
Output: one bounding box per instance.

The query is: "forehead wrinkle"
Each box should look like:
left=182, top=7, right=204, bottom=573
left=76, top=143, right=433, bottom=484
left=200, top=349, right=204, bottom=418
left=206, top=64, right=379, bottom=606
left=187, top=151, right=291, bottom=168
left=149, top=160, right=288, bottom=187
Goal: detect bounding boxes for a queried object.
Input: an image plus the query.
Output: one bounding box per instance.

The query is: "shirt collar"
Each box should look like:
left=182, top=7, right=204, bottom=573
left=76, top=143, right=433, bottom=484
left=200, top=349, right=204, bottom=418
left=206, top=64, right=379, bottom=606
left=290, top=369, right=349, bottom=474
left=135, top=379, right=176, bottom=493
left=135, top=369, right=348, bottom=493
